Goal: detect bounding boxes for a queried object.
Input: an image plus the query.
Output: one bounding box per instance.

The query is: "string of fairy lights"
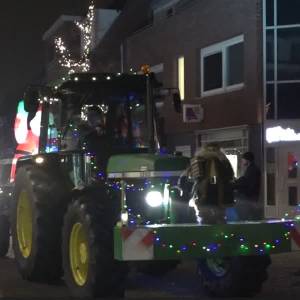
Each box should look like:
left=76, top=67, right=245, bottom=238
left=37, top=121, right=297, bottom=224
left=54, top=0, right=95, bottom=74
left=152, top=222, right=294, bottom=256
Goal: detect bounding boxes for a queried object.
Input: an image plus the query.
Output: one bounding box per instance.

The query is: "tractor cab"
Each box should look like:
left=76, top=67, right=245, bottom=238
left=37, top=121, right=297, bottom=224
left=39, top=73, right=160, bottom=155
left=22, top=73, right=168, bottom=184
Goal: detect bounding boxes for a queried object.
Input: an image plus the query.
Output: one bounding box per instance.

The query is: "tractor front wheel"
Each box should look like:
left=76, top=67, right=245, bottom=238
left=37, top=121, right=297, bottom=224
left=11, top=166, right=68, bottom=282
left=62, top=190, right=127, bottom=298
left=0, top=214, right=10, bottom=257
left=198, top=255, right=271, bottom=297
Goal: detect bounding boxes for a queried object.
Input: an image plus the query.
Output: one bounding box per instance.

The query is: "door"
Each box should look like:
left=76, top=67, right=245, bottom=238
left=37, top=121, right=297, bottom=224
left=277, top=146, right=300, bottom=218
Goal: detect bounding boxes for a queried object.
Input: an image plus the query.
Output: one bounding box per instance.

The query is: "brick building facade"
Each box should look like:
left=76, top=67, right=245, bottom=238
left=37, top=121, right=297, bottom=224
left=43, top=0, right=300, bottom=218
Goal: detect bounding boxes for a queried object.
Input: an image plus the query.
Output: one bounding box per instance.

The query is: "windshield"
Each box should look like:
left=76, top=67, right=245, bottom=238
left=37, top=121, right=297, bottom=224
left=45, top=93, right=149, bottom=154
left=43, top=73, right=164, bottom=154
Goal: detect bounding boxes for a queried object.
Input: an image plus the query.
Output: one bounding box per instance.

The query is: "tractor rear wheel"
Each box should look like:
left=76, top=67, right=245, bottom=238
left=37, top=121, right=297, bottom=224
left=0, top=214, right=10, bottom=257
left=11, top=166, right=69, bottom=282
left=198, top=255, right=271, bottom=297
left=62, top=189, right=128, bottom=298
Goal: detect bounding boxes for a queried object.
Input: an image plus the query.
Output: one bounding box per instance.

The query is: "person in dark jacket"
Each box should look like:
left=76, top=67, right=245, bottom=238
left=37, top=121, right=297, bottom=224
left=235, top=152, right=261, bottom=201
left=233, top=152, right=262, bottom=220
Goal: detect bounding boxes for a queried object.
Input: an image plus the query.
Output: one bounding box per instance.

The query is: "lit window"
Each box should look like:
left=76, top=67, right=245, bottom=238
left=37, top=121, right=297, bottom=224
left=201, top=35, right=244, bottom=97
left=178, top=56, right=185, bottom=100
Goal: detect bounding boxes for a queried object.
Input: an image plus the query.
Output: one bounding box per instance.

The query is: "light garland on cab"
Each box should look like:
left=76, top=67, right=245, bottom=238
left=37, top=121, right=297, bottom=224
left=54, top=0, right=95, bottom=74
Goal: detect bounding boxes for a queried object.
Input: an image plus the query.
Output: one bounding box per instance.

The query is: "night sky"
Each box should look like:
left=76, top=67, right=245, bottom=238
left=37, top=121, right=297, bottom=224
left=0, top=0, right=88, bottom=117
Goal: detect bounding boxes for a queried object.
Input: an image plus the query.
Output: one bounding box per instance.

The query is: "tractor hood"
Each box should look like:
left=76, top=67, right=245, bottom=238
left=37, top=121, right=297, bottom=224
left=107, top=154, right=190, bottom=179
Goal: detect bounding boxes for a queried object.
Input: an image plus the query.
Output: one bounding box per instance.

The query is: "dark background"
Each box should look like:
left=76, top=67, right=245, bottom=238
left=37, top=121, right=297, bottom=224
left=0, top=1, right=90, bottom=154
left=0, top=0, right=89, bottom=116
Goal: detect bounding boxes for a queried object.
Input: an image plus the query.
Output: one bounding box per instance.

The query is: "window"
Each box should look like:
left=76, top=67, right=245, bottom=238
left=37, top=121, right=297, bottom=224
left=266, top=30, right=274, bottom=81
left=45, top=100, right=62, bottom=153
left=288, top=152, right=298, bottom=178
left=267, top=173, right=276, bottom=205
left=227, top=42, right=244, bottom=86
left=278, top=28, right=300, bottom=81
left=277, top=0, right=300, bottom=26
left=201, top=35, right=244, bottom=97
left=266, top=147, right=275, bottom=206
left=266, top=0, right=274, bottom=27
left=178, top=56, right=185, bottom=100
left=288, top=186, right=298, bottom=206
left=203, top=53, right=222, bottom=91
left=277, top=83, right=300, bottom=119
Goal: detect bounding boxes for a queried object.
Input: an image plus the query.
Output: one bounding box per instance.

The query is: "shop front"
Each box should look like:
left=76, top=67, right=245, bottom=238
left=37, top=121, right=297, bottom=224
left=265, top=121, right=300, bottom=218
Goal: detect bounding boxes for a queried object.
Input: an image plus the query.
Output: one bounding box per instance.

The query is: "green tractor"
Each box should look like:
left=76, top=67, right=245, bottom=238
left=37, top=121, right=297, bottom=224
left=5, top=72, right=300, bottom=298
left=0, top=159, right=13, bottom=258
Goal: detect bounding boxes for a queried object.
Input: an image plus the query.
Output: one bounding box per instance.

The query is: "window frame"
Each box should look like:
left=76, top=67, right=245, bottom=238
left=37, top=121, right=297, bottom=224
left=201, top=35, right=245, bottom=97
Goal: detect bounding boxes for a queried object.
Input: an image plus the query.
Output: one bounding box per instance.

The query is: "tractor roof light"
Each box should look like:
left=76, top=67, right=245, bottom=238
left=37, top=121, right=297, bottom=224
left=141, top=64, right=151, bottom=75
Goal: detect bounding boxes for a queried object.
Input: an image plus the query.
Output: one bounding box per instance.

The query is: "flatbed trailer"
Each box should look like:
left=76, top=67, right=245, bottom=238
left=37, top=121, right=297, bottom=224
left=114, top=220, right=300, bottom=261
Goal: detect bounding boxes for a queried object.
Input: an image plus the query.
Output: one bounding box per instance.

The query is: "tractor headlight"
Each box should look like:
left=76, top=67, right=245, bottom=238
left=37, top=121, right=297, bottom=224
left=145, top=191, right=163, bottom=207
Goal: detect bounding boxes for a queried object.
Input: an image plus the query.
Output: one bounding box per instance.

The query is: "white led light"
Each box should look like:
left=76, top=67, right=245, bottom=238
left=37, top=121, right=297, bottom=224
left=35, top=157, right=45, bottom=164
left=163, top=184, right=170, bottom=205
left=106, top=76, right=111, bottom=80
left=121, top=212, right=128, bottom=223
left=92, top=77, right=97, bottom=81
left=74, top=77, right=79, bottom=81
left=145, top=191, right=163, bottom=207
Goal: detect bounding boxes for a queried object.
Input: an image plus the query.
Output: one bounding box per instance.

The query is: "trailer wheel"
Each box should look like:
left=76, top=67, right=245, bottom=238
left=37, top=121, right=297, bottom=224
left=11, top=166, right=69, bottom=282
left=198, top=255, right=271, bottom=297
left=62, top=189, right=128, bottom=298
left=0, top=214, right=10, bottom=257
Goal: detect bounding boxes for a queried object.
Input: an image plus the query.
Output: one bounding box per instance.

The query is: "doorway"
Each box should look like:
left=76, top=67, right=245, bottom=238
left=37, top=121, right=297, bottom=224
left=275, top=146, right=300, bottom=218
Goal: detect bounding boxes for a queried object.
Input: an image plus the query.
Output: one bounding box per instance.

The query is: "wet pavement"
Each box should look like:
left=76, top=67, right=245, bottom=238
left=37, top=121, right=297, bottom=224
left=0, top=252, right=299, bottom=299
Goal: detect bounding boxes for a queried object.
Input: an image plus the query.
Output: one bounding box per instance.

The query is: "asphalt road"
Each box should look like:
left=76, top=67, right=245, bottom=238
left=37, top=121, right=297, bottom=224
left=0, top=252, right=300, bottom=299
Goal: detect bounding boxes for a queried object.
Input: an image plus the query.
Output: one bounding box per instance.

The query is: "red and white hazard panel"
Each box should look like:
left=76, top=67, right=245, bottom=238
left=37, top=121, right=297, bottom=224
left=291, top=223, right=300, bottom=251
left=121, top=227, right=154, bottom=260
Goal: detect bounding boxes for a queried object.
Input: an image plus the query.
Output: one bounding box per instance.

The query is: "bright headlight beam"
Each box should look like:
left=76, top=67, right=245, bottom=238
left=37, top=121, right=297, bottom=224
left=35, top=157, right=45, bottom=164
left=145, top=191, right=163, bottom=207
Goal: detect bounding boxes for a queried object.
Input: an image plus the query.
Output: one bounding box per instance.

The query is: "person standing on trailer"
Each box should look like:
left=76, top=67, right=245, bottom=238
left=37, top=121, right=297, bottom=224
left=233, top=151, right=262, bottom=220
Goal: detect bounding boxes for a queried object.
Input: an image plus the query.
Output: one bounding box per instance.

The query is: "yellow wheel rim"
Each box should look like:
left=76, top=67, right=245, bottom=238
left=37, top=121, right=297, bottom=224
left=70, top=222, right=89, bottom=286
left=17, top=190, right=33, bottom=258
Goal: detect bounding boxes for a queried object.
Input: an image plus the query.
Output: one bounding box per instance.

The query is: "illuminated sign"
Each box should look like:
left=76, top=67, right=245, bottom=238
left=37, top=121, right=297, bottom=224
left=266, top=126, right=300, bottom=143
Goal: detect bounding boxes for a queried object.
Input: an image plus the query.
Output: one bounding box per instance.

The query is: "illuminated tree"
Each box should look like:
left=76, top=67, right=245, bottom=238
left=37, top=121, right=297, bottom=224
left=55, top=0, right=95, bottom=74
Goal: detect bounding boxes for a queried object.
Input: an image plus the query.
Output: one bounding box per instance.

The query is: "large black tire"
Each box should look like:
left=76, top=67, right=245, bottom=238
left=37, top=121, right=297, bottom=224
left=0, top=214, right=10, bottom=257
left=11, top=166, right=69, bottom=282
left=198, top=255, right=271, bottom=297
left=62, top=187, right=128, bottom=298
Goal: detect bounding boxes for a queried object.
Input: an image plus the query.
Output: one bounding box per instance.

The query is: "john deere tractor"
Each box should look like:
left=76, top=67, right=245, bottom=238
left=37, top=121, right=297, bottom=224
left=4, top=72, right=300, bottom=298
